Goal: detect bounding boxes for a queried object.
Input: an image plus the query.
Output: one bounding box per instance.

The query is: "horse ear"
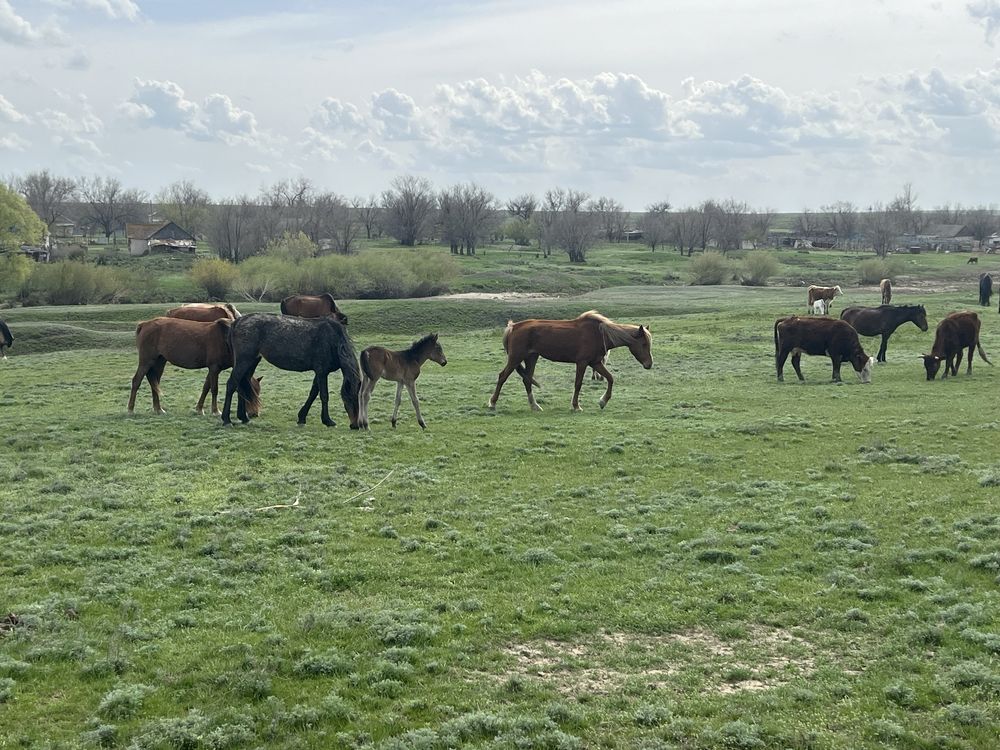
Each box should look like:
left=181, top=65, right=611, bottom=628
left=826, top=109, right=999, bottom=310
left=634, top=325, right=646, bottom=338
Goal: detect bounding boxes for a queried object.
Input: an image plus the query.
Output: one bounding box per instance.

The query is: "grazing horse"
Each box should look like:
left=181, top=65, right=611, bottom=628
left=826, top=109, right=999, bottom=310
left=358, top=334, right=447, bottom=429
left=839, top=305, right=928, bottom=363
left=979, top=273, right=992, bottom=307
left=880, top=278, right=892, bottom=305
left=127, top=317, right=261, bottom=416
left=166, top=303, right=241, bottom=322
left=487, top=310, right=652, bottom=412
left=0, top=318, right=12, bottom=360
left=221, top=313, right=361, bottom=428
left=280, top=293, right=348, bottom=324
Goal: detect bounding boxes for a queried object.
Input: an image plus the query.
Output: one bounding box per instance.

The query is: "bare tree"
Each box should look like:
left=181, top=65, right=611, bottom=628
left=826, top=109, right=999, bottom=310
left=536, top=188, right=567, bottom=258
left=963, top=205, right=998, bottom=247
left=589, top=196, right=626, bottom=242
left=505, top=193, right=537, bottom=223
left=549, top=189, right=594, bottom=263
left=930, top=203, right=965, bottom=225
left=794, top=207, right=818, bottom=236
left=156, top=179, right=210, bottom=237
left=209, top=196, right=256, bottom=262
left=863, top=203, right=898, bottom=258
left=79, top=176, right=147, bottom=241
left=889, top=182, right=932, bottom=235
left=671, top=207, right=700, bottom=255
left=382, top=175, right=435, bottom=246
left=641, top=201, right=672, bottom=252
left=438, top=188, right=460, bottom=254
left=16, top=170, right=77, bottom=230
left=351, top=194, right=380, bottom=239
left=696, top=199, right=716, bottom=251
left=747, top=207, right=776, bottom=248
left=714, top=198, right=750, bottom=254
left=821, top=201, right=858, bottom=246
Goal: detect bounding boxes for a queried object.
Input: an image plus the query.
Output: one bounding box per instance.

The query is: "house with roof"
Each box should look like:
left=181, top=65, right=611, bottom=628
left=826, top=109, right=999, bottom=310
left=125, top=221, right=196, bottom=256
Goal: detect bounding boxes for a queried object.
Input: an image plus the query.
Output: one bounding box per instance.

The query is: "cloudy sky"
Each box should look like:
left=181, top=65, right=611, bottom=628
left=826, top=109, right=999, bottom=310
left=3, top=0, right=1000, bottom=210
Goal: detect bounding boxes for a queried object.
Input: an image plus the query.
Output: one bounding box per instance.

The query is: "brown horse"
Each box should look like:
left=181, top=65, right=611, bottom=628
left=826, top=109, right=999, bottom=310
left=488, top=310, right=652, bottom=412
left=127, top=317, right=261, bottom=416
left=358, top=334, right=447, bottom=429
left=879, top=278, right=892, bottom=305
left=166, top=303, right=241, bottom=322
left=280, top=293, right=348, bottom=324
left=0, top=318, right=12, bottom=360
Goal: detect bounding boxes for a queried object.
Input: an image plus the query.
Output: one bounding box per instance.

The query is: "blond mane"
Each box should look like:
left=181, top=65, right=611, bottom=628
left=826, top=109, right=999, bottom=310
left=578, top=310, right=651, bottom=349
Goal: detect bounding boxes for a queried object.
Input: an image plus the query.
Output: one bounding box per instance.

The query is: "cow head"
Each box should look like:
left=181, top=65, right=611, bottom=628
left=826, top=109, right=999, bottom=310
left=922, top=354, right=943, bottom=380
left=857, top=355, right=874, bottom=384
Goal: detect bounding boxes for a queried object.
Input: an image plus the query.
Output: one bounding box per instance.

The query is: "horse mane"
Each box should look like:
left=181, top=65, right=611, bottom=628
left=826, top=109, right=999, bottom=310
left=402, top=334, right=438, bottom=362
left=578, top=310, right=650, bottom=348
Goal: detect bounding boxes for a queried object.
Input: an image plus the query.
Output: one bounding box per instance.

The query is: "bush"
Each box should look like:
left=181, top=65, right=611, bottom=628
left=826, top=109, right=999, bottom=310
left=502, top=218, right=532, bottom=246
left=264, top=231, right=317, bottom=263
left=689, top=251, right=730, bottom=285
left=738, top=251, right=779, bottom=286
left=191, top=258, right=239, bottom=300
left=0, top=253, right=33, bottom=296
left=858, top=257, right=901, bottom=284
left=23, top=262, right=129, bottom=305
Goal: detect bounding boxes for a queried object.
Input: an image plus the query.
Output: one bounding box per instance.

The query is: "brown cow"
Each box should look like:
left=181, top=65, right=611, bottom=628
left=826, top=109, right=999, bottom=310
left=775, top=316, right=873, bottom=383
left=166, top=303, right=241, bottom=322
left=280, top=293, right=348, bottom=324
left=807, top=285, right=843, bottom=313
left=922, top=311, right=993, bottom=380
left=880, top=278, right=892, bottom=305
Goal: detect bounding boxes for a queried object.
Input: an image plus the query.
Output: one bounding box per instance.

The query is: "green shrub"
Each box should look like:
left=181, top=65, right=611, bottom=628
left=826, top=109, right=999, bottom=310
left=858, top=257, right=901, bottom=284
left=264, top=231, right=317, bottom=263
left=0, top=253, right=33, bottom=296
left=738, top=251, right=779, bottom=286
left=191, top=258, right=239, bottom=301
left=502, top=218, right=532, bottom=246
left=23, top=262, right=128, bottom=305
left=689, top=251, right=730, bottom=285
left=357, top=253, right=416, bottom=298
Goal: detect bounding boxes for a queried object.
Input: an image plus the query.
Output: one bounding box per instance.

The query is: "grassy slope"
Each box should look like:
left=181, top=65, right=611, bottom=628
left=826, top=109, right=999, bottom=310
left=1, top=285, right=1000, bottom=748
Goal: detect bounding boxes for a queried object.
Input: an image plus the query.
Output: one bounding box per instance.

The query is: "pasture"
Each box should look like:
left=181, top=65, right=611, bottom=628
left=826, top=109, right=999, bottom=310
left=1, top=285, right=1000, bottom=749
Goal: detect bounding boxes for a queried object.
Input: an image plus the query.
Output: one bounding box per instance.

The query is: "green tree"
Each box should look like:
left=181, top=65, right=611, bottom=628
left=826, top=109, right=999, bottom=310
left=264, top=231, right=317, bottom=262
left=0, top=184, right=46, bottom=250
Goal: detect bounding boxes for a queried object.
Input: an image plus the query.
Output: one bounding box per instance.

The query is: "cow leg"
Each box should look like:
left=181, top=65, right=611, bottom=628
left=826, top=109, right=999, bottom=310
left=831, top=356, right=842, bottom=382
left=775, top=348, right=789, bottom=382
left=488, top=358, right=519, bottom=409
left=522, top=354, right=541, bottom=411
left=572, top=362, right=587, bottom=411
left=405, top=381, right=426, bottom=429
left=593, top=360, right=614, bottom=409
left=965, top=346, right=975, bottom=375
left=391, top=382, right=403, bottom=428
left=791, top=353, right=805, bottom=381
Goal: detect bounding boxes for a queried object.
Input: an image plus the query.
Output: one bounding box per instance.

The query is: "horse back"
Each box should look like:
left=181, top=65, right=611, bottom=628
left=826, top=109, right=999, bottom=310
left=508, top=317, right=604, bottom=363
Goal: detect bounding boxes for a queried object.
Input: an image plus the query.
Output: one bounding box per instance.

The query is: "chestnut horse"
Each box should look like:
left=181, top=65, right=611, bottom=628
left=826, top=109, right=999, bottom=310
left=166, top=303, right=241, bottom=322
left=0, top=318, right=12, bottom=360
left=280, top=293, right=348, bottom=324
left=128, top=317, right=261, bottom=416
left=488, top=310, right=652, bottom=412
left=358, top=334, right=447, bottom=429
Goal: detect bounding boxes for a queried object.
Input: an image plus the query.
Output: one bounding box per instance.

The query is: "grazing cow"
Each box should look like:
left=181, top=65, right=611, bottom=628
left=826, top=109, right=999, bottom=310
left=880, top=278, right=892, bottom=305
left=922, top=311, right=993, bottom=380
left=811, top=299, right=829, bottom=315
left=979, top=274, right=992, bottom=307
left=0, top=318, right=12, bottom=360
left=774, top=316, right=873, bottom=384
left=165, top=302, right=241, bottom=322
left=807, top=285, right=843, bottom=314
left=280, top=293, right=348, bottom=324
left=968, top=256, right=979, bottom=264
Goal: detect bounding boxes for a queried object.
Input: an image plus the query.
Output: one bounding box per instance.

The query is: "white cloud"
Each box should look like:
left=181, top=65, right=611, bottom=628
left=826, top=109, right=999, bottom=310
left=64, top=48, right=91, bottom=70
left=300, top=126, right=345, bottom=162
left=371, top=88, right=428, bottom=141
left=0, top=132, right=29, bottom=150
left=246, top=162, right=271, bottom=174
left=356, top=139, right=406, bottom=169
left=41, top=0, right=140, bottom=21
left=0, top=0, right=67, bottom=45
left=968, top=0, right=1000, bottom=44
left=312, top=98, right=366, bottom=133
left=0, top=93, right=29, bottom=123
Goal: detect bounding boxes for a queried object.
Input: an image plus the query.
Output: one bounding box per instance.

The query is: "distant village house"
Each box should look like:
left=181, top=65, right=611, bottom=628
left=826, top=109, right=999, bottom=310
left=125, top=221, right=197, bottom=256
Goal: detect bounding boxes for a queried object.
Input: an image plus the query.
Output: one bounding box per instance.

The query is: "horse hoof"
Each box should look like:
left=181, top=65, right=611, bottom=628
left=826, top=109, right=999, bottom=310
left=391, top=421, right=397, bottom=429
left=487, top=401, right=496, bottom=410
left=419, top=422, right=426, bottom=429
left=530, top=404, right=542, bottom=412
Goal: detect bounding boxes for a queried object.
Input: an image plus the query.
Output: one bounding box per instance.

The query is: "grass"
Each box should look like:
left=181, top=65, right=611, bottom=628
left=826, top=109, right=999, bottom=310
left=1, top=283, right=1000, bottom=748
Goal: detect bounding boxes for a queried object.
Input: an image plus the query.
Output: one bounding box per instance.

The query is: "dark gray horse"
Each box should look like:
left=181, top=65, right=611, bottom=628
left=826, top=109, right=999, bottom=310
left=980, top=273, right=993, bottom=307
left=839, top=304, right=928, bottom=363
left=0, top=319, right=12, bottom=360
left=221, top=314, right=361, bottom=428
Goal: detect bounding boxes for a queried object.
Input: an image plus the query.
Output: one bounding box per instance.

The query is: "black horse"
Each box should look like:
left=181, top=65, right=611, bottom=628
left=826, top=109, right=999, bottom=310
left=980, top=273, right=993, bottom=307
left=839, top=304, right=928, bottom=363
left=0, top=319, right=12, bottom=360
left=221, top=314, right=361, bottom=428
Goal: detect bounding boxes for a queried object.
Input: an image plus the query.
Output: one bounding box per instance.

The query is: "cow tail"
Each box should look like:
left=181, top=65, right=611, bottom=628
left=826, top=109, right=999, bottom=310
left=977, top=342, right=993, bottom=365
left=773, top=318, right=781, bottom=361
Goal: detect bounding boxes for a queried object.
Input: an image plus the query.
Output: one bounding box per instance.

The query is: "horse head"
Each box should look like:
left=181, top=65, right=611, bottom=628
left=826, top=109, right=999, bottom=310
left=914, top=305, right=929, bottom=332
left=628, top=325, right=653, bottom=369
left=429, top=333, right=447, bottom=366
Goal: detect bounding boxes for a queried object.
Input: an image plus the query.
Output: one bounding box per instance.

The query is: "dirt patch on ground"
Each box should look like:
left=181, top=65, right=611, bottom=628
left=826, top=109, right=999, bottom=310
left=435, top=292, right=557, bottom=302
left=496, top=626, right=841, bottom=697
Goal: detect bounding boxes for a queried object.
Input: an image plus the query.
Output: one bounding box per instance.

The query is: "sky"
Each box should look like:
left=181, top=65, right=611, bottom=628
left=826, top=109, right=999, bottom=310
left=3, top=0, right=1000, bottom=210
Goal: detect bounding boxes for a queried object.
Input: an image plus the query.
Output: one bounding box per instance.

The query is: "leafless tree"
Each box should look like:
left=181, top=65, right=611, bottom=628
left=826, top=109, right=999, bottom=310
left=863, top=203, right=898, bottom=258
left=820, top=201, right=858, bottom=246
left=794, top=207, right=818, bottom=236
left=589, top=196, right=626, bottom=242
left=351, top=194, right=381, bottom=239
left=641, top=201, right=672, bottom=252
left=930, top=203, right=965, bottom=225
left=209, top=196, right=256, bottom=262
left=156, top=179, right=210, bottom=237
left=438, top=183, right=496, bottom=255
left=713, top=198, right=750, bottom=254
left=671, top=207, right=700, bottom=255
left=747, top=207, right=776, bottom=248
left=536, top=188, right=567, bottom=257
left=16, top=170, right=77, bottom=230
left=963, top=205, right=998, bottom=247
left=696, top=199, right=716, bottom=251
left=382, top=175, right=435, bottom=246
left=889, top=182, right=932, bottom=235
left=307, top=192, right=359, bottom=254
left=548, top=189, right=594, bottom=263
left=78, top=176, right=147, bottom=240
left=505, top=193, right=537, bottom=223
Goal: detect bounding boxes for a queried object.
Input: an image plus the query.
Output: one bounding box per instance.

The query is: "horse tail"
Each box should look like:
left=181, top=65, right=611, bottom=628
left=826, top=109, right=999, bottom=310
left=360, top=348, right=374, bottom=381
left=335, top=324, right=363, bottom=392
left=501, top=319, right=514, bottom=353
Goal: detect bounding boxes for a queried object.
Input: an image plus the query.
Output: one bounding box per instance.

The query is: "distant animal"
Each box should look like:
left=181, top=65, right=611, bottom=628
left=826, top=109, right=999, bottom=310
left=280, top=293, right=348, bottom=324
left=811, top=299, right=829, bottom=315
left=979, top=273, right=992, bottom=307
left=0, top=318, right=12, bottom=360
left=165, top=302, right=241, bottom=322
left=840, top=304, right=928, bottom=362
left=922, top=311, right=993, bottom=380
left=127, top=317, right=261, bottom=417
left=221, top=313, right=361, bottom=428
left=880, top=278, right=892, bottom=305
left=807, top=285, right=843, bottom=313
left=774, top=316, right=873, bottom=383
left=358, top=334, right=447, bottom=429
left=487, top=310, right=652, bottom=412
left=968, top=256, right=979, bottom=264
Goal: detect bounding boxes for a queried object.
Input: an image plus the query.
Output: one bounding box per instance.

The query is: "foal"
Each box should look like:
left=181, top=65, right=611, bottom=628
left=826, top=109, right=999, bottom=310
left=358, top=334, right=447, bottom=429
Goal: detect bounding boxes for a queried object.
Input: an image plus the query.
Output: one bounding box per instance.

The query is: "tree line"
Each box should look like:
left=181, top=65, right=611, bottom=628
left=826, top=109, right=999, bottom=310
left=6, top=171, right=999, bottom=263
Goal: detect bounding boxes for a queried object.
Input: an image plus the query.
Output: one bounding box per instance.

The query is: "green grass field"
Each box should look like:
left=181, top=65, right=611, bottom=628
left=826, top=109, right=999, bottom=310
left=2, top=279, right=1000, bottom=748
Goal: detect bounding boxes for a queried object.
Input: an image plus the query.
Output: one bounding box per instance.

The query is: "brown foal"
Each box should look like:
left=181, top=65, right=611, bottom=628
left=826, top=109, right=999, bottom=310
left=358, top=334, right=447, bottom=429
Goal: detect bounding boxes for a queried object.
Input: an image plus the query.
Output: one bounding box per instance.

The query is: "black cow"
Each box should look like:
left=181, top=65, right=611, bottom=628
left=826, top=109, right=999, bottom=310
left=979, top=273, right=992, bottom=307
left=774, top=316, right=873, bottom=383
left=922, top=311, right=993, bottom=380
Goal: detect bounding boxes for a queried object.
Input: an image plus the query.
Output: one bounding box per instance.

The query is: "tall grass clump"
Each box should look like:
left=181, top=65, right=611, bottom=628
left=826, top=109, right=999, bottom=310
left=738, top=251, right=779, bottom=286
left=858, top=257, right=901, bottom=284
left=22, top=261, right=132, bottom=305
left=190, top=258, right=239, bottom=300
left=689, top=251, right=730, bottom=285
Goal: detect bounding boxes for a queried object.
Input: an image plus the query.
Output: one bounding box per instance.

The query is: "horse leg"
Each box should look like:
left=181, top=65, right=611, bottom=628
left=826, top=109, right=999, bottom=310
left=148, top=358, right=167, bottom=414
left=391, top=382, right=403, bottom=428
left=222, top=357, right=256, bottom=425
left=209, top=368, right=221, bottom=416
left=522, top=354, right=541, bottom=411
left=405, top=380, right=426, bottom=429
left=877, top=334, right=889, bottom=363
left=297, top=375, right=321, bottom=424
left=127, top=359, right=152, bottom=413
left=317, top=372, right=335, bottom=427
left=593, top=360, right=614, bottom=409
left=196, top=371, right=213, bottom=415
left=572, top=362, right=587, bottom=411
left=488, top=359, right=519, bottom=409
left=359, top=374, right=375, bottom=429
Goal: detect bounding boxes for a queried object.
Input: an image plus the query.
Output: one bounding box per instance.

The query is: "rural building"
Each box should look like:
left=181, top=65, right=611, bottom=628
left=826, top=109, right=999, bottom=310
left=125, top=221, right=196, bottom=256
left=906, top=224, right=975, bottom=253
